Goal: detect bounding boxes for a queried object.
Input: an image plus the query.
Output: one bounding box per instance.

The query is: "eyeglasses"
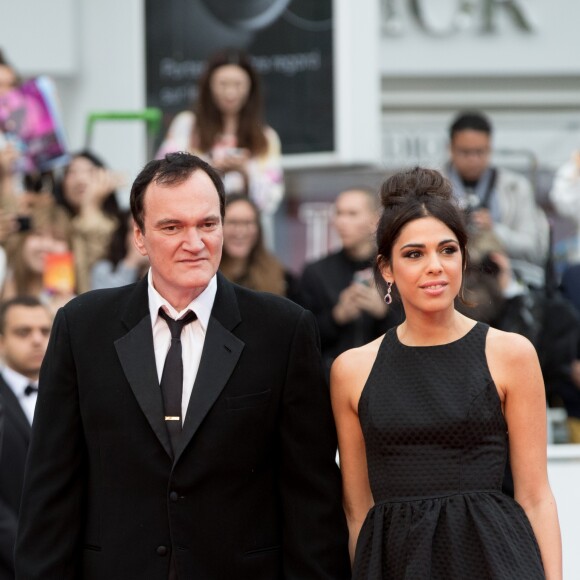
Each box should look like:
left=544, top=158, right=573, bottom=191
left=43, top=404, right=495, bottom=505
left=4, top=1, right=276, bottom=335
left=453, top=147, right=490, bottom=158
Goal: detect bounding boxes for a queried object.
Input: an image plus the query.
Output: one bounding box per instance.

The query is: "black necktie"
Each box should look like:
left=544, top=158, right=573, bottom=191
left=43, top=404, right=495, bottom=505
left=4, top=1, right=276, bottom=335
left=24, top=384, right=38, bottom=396
left=158, top=308, right=197, bottom=454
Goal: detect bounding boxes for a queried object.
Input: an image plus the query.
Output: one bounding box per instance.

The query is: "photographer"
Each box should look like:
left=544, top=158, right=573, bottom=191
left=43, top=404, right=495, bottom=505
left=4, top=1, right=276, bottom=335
left=444, top=111, right=549, bottom=289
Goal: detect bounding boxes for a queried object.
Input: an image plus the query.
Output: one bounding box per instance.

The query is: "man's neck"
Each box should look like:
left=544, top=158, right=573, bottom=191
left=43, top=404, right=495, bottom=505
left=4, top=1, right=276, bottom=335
left=2, top=363, right=39, bottom=384
left=344, top=242, right=374, bottom=262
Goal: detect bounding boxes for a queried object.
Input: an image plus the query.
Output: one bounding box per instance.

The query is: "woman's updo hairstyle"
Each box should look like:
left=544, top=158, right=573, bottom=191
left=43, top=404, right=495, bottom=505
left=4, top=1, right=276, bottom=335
left=373, top=167, right=469, bottom=297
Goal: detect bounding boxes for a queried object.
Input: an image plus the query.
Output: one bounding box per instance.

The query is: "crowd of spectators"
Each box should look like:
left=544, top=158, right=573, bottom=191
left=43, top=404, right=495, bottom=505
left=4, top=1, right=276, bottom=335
left=1, top=43, right=580, bottom=575
left=1, top=48, right=579, bottom=419
left=1, top=52, right=579, bottom=377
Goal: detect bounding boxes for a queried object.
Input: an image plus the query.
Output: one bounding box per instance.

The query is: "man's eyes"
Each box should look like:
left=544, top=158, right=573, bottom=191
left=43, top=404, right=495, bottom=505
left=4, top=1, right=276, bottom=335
left=201, top=221, right=219, bottom=230
left=160, top=223, right=219, bottom=232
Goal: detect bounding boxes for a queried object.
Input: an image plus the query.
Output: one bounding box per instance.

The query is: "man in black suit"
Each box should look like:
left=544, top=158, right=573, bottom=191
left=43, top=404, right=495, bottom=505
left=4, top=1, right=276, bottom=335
left=16, top=153, right=350, bottom=579
left=299, top=188, right=401, bottom=374
left=0, top=296, right=52, bottom=579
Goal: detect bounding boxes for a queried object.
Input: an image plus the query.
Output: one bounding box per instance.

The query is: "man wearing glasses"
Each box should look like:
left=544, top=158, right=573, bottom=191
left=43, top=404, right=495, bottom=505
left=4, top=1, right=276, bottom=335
left=445, top=111, right=549, bottom=288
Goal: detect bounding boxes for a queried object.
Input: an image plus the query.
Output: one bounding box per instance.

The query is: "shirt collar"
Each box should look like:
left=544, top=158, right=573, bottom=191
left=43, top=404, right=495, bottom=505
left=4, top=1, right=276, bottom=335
left=147, top=269, right=217, bottom=332
left=1, top=365, right=36, bottom=397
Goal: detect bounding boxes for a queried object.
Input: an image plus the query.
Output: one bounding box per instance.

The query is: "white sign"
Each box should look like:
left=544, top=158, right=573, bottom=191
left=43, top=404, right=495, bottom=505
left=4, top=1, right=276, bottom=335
left=380, top=0, right=580, bottom=76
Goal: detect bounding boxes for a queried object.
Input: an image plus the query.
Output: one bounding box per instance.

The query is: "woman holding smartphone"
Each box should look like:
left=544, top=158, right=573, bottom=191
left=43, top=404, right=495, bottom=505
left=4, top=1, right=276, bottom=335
left=1, top=204, right=75, bottom=313
left=156, top=49, right=283, bottom=247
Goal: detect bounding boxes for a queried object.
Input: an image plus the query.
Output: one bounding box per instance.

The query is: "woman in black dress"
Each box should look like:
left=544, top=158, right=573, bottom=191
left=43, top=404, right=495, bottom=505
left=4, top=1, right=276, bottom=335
left=330, top=167, right=561, bottom=579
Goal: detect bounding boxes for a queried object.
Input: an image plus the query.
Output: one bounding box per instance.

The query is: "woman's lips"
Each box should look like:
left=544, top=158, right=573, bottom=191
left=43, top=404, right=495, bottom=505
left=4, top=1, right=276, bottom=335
left=420, top=281, right=448, bottom=296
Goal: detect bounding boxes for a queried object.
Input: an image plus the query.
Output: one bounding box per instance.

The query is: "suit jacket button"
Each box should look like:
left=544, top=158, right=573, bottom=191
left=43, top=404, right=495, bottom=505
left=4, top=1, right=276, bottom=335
left=156, top=545, right=168, bottom=556
left=169, top=491, right=179, bottom=502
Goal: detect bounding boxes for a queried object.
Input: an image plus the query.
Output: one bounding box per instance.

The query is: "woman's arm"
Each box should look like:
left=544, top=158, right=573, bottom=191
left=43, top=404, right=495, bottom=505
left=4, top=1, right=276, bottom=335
left=488, top=329, right=562, bottom=580
left=246, top=126, right=284, bottom=216
left=330, top=349, right=375, bottom=564
left=0, top=142, right=20, bottom=211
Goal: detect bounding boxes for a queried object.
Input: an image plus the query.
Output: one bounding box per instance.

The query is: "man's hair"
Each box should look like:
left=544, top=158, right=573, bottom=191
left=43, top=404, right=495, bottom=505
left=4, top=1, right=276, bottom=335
left=130, top=152, right=226, bottom=232
left=449, top=111, right=493, bottom=141
left=0, top=296, right=48, bottom=334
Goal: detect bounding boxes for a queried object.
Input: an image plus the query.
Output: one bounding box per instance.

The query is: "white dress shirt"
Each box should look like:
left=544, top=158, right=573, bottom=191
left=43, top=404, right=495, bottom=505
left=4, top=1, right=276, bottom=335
left=1, top=365, right=38, bottom=425
left=147, top=270, right=217, bottom=423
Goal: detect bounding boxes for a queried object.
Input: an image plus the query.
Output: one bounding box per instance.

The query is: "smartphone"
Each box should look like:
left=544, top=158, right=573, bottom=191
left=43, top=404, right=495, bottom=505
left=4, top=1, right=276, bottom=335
left=16, top=215, right=31, bottom=232
left=353, top=268, right=373, bottom=287
left=43, top=252, right=75, bottom=294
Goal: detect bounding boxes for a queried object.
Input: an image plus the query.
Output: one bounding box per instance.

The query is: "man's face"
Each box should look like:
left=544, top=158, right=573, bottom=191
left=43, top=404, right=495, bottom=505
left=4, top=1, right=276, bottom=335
left=0, top=305, right=52, bottom=379
left=449, top=129, right=492, bottom=182
left=134, top=170, right=223, bottom=310
left=333, top=190, right=378, bottom=254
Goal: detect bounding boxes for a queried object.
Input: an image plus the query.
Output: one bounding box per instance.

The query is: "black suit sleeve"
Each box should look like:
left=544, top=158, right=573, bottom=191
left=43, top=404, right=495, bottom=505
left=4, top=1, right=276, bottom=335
left=15, top=309, right=86, bottom=579
left=0, top=399, right=14, bottom=576
left=0, top=502, right=17, bottom=578
left=278, top=309, right=350, bottom=579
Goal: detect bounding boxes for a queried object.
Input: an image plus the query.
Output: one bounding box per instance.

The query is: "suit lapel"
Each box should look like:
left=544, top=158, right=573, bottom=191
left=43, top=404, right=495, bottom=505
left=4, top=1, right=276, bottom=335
left=114, top=278, right=172, bottom=458
left=175, top=274, right=244, bottom=463
left=0, top=375, right=31, bottom=443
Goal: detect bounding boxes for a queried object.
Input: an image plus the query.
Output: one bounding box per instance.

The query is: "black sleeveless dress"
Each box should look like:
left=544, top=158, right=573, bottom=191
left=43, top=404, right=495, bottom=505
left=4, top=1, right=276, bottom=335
left=353, top=322, right=545, bottom=579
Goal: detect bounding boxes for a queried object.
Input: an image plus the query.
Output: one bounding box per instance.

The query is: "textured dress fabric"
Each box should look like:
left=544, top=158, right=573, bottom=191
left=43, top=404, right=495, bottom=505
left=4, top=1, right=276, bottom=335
left=353, top=322, right=545, bottom=579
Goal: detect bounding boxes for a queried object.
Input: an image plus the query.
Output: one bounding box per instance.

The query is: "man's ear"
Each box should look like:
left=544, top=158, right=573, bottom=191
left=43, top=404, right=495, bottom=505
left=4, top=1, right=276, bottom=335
left=377, top=255, right=393, bottom=284
left=133, top=225, right=148, bottom=257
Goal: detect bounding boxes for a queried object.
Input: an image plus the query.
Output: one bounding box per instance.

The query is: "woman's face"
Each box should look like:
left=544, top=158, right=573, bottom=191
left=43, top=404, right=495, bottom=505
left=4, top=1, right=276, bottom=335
left=22, top=230, right=69, bottom=274
left=382, top=216, right=463, bottom=316
left=62, top=156, right=98, bottom=209
left=209, top=64, right=252, bottom=117
left=223, top=200, right=259, bottom=260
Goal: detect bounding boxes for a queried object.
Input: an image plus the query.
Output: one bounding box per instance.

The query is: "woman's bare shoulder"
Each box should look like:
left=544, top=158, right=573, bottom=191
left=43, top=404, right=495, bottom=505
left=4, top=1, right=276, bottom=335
left=485, top=326, right=542, bottom=397
left=330, top=337, right=385, bottom=412
left=331, top=336, right=384, bottom=393
left=486, top=326, right=537, bottom=364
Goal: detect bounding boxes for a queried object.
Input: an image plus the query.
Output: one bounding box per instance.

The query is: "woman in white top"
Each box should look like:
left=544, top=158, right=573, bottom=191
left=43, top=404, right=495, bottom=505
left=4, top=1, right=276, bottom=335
left=156, top=49, right=284, bottom=248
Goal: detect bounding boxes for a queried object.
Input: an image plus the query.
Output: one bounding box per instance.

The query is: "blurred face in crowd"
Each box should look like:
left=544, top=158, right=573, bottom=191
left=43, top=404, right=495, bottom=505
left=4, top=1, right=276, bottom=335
left=134, top=170, right=223, bottom=310
left=0, top=304, right=52, bottom=379
left=334, top=189, right=378, bottom=256
left=210, top=64, right=252, bottom=116
left=0, top=64, right=16, bottom=97
left=223, top=199, right=259, bottom=260
left=449, top=129, right=492, bottom=182
left=22, top=229, right=70, bottom=274
left=62, top=155, right=98, bottom=209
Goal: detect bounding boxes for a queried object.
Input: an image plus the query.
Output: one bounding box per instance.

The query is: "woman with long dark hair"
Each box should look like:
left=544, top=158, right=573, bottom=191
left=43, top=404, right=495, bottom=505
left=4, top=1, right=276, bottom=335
left=157, top=49, right=283, bottom=246
left=52, top=149, right=124, bottom=293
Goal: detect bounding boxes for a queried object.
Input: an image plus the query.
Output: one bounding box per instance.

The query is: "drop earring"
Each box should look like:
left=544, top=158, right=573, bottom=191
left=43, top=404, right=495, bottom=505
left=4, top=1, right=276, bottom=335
left=384, top=282, right=393, bottom=305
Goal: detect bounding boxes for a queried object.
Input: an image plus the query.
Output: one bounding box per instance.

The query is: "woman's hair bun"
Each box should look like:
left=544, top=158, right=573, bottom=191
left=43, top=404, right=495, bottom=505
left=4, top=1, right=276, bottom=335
left=379, top=167, right=453, bottom=210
